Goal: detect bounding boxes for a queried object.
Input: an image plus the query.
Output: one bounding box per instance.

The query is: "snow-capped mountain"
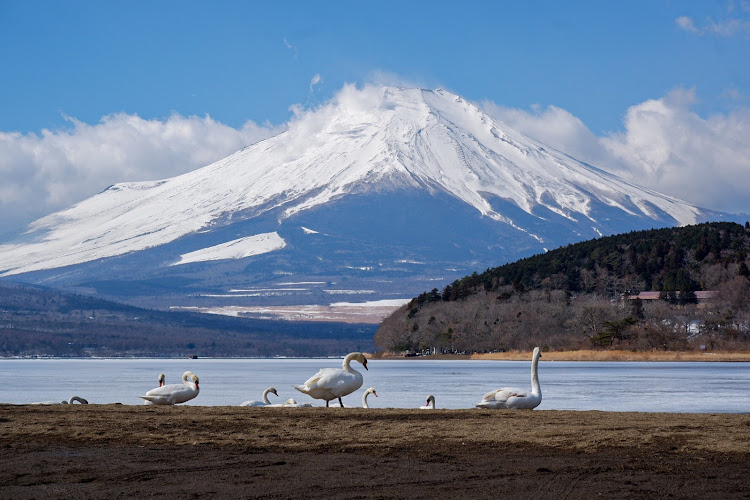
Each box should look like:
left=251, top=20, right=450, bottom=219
left=0, top=86, right=729, bottom=311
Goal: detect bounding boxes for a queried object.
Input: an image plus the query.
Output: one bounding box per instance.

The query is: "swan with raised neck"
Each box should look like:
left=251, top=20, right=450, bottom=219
left=139, top=371, right=200, bottom=405
left=241, top=387, right=279, bottom=406
left=419, top=394, right=436, bottom=409
left=294, top=352, right=368, bottom=407
left=476, top=347, right=542, bottom=410
left=362, top=387, right=378, bottom=408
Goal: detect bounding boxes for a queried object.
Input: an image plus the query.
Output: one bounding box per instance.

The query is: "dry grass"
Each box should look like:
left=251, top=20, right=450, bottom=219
left=373, top=350, right=750, bottom=361
left=471, top=349, right=750, bottom=361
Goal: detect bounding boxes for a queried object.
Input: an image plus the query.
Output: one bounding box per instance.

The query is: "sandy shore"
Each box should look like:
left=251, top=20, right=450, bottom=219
left=1, top=405, right=749, bottom=499
left=374, top=350, right=750, bottom=362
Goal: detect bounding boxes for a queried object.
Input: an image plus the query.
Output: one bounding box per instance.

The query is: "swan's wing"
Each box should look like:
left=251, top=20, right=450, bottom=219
left=139, top=395, right=172, bottom=405
left=169, top=386, right=199, bottom=404
left=144, top=383, right=188, bottom=397
left=299, top=367, right=338, bottom=388
left=240, top=400, right=264, bottom=407
left=295, top=368, right=362, bottom=399
left=318, top=370, right=362, bottom=395
left=482, top=387, right=527, bottom=402
left=141, top=384, right=198, bottom=404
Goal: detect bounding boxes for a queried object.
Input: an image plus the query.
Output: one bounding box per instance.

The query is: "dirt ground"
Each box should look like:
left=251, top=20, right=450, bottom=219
left=1, top=405, right=749, bottom=499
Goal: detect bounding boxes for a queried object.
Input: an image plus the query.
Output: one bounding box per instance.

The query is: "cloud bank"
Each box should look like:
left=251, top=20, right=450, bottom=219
left=0, top=113, right=280, bottom=238
left=1, top=84, right=748, bottom=239
left=481, top=88, right=750, bottom=215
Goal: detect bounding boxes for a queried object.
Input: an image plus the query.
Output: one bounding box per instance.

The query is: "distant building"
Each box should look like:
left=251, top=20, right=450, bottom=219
left=626, top=291, right=717, bottom=301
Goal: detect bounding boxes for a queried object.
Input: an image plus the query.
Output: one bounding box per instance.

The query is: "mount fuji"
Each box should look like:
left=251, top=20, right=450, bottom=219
left=0, top=86, right=730, bottom=317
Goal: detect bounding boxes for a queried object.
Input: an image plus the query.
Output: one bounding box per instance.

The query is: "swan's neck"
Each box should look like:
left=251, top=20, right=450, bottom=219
left=531, top=356, right=541, bottom=396
left=262, top=388, right=272, bottom=404
left=342, top=353, right=357, bottom=373
left=362, top=392, right=369, bottom=408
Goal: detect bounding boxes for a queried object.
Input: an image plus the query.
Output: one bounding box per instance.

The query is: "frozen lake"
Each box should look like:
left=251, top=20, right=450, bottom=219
left=0, top=358, right=747, bottom=412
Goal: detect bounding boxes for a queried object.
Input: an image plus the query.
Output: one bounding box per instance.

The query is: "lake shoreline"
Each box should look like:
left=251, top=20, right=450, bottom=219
left=2, top=349, right=749, bottom=362
left=372, top=349, right=750, bottom=362
left=1, top=405, right=748, bottom=498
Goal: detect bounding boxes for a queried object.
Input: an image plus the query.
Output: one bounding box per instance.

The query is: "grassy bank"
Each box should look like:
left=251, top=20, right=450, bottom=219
left=373, top=350, right=750, bottom=362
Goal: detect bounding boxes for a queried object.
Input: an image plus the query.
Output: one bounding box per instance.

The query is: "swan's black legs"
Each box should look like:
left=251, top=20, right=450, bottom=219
left=326, top=400, right=330, bottom=407
left=338, top=397, right=344, bottom=407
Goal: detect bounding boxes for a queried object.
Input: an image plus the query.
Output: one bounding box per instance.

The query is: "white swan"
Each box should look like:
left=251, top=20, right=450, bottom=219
left=362, top=387, right=378, bottom=408
left=419, top=394, right=435, bottom=409
left=32, top=396, right=88, bottom=405
left=263, top=398, right=313, bottom=408
left=139, top=370, right=200, bottom=405
left=476, top=346, right=542, bottom=410
left=240, top=387, right=279, bottom=406
left=285, top=399, right=314, bottom=408
left=294, top=352, right=368, bottom=407
left=143, top=373, right=167, bottom=405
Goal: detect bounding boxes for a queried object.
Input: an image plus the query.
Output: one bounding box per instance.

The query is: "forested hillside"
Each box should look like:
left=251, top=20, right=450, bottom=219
left=375, top=222, right=750, bottom=353
left=0, top=283, right=375, bottom=357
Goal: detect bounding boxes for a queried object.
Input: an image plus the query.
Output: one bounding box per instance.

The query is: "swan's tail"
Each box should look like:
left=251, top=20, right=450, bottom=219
left=293, top=385, right=309, bottom=395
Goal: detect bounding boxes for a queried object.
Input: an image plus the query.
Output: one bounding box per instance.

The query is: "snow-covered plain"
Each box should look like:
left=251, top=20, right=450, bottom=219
left=170, top=298, right=410, bottom=324
left=0, top=86, right=706, bottom=278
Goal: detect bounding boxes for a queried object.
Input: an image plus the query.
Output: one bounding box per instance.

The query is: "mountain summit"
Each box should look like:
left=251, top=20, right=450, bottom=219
left=0, top=86, right=726, bottom=311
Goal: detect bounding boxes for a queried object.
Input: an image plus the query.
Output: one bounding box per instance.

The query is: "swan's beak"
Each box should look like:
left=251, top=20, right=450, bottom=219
left=363, top=359, right=368, bottom=370
left=373, top=391, right=378, bottom=397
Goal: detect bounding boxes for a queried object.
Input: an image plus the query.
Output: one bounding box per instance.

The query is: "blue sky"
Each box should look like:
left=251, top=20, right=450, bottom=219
left=1, top=1, right=749, bottom=237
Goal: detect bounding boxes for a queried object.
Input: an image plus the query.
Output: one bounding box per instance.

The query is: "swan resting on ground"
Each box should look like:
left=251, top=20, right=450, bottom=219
left=241, top=387, right=279, bottom=406
left=139, top=371, right=200, bottom=405
left=476, top=346, right=542, bottom=410
left=419, top=395, right=435, bottom=409
left=362, top=387, right=378, bottom=408
left=143, top=373, right=167, bottom=405
left=32, top=396, right=88, bottom=405
left=294, top=352, right=368, bottom=407
left=264, top=398, right=314, bottom=408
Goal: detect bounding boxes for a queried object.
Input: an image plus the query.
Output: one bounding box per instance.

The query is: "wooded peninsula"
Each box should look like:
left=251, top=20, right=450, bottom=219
left=375, top=222, right=750, bottom=355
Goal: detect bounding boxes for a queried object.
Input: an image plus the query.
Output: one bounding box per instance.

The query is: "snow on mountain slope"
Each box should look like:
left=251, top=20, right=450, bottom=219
left=0, top=85, right=705, bottom=277
left=172, top=232, right=285, bottom=266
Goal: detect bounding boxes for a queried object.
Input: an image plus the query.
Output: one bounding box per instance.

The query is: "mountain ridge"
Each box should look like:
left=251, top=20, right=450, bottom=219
left=0, top=85, right=738, bottom=311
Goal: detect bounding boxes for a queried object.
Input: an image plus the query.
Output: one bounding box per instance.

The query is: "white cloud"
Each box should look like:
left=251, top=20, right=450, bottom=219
left=676, top=5, right=750, bottom=37
left=480, top=100, right=620, bottom=171
left=481, top=89, right=750, bottom=215
left=309, top=73, right=322, bottom=92
left=283, top=37, right=298, bottom=58
left=600, top=89, right=750, bottom=213
left=0, top=113, right=281, bottom=237
left=675, top=16, right=699, bottom=33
